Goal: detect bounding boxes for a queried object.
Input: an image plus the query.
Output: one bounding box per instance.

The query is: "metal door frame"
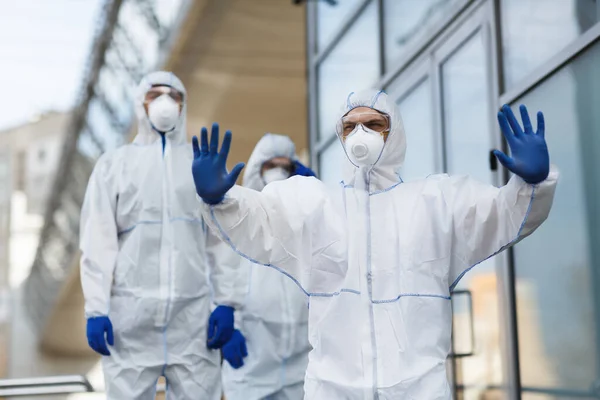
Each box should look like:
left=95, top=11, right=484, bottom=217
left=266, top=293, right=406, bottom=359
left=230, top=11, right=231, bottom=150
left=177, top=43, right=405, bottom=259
left=382, top=1, right=518, bottom=398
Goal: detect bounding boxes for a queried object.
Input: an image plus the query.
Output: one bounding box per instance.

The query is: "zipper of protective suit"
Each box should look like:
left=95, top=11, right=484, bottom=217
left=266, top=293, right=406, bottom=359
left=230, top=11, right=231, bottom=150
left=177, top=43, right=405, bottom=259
left=365, top=169, right=379, bottom=400
left=160, top=135, right=173, bottom=328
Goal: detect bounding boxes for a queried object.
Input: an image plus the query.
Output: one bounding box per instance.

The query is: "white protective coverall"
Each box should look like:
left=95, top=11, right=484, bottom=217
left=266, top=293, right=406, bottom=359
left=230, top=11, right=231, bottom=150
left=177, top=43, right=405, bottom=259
left=80, top=71, right=242, bottom=399
left=222, top=133, right=310, bottom=400
left=200, top=90, right=558, bottom=399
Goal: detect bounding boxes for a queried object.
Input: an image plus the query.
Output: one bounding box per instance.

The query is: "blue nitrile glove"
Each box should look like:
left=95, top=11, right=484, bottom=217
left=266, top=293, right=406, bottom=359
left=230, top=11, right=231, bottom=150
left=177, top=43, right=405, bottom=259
left=222, top=330, right=248, bottom=369
left=493, top=104, right=550, bottom=184
left=292, top=160, right=317, bottom=178
left=192, top=123, right=245, bottom=205
left=207, top=305, right=235, bottom=349
left=86, top=316, right=114, bottom=356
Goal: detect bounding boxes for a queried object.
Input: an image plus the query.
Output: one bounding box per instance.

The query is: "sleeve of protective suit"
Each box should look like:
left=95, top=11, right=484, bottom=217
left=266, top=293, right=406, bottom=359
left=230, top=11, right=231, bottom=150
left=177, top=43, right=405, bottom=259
left=199, top=176, right=331, bottom=293
left=445, top=165, right=559, bottom=290
left=79, top=154, right=119, bottom=318
left=205, top=220, right=247, bottom=309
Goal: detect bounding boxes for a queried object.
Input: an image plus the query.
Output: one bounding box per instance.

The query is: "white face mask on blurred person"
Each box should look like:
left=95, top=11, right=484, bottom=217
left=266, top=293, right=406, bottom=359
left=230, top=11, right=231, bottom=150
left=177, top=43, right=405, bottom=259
left=344, top=125, right=385, bottom=167
left=148, top=94, right=180, bottom=133
left=262, top=167, right=290, bottom=185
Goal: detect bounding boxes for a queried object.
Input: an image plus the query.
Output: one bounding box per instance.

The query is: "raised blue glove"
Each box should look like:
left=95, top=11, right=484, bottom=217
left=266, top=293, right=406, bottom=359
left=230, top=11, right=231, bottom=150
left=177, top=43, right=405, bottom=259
left=222, top=330, right=248, bottom=369
left=292, top=160, right=317, bottom=178
left=192, top=123, right=245, bottom=205
left=207, top=305, right=235, bottom=349
left=86, top=316, right=114, bottom=356
left=493, top=104, right=550, bottom=184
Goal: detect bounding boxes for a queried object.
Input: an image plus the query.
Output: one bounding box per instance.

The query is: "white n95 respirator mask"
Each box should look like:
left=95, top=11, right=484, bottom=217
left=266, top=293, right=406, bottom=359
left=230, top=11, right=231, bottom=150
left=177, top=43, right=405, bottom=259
left=262, top=167, right=290, bottom=185
left=148, top=94, right=180, bottom=133
left=344, top=126, right=385, bottom=167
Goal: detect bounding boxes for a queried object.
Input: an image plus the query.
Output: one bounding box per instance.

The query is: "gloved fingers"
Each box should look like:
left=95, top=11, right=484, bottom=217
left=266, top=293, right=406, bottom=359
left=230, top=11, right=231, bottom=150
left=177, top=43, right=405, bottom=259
left=536, top=111, right=545, bottom=138
left=519, top=104, right=533, bottom=134
left=236, top=346, right=245, bottom=367
left=105, top=320, right=114, bottom=346
left=493, top=150, right=515, bottom=170
left=200, top=127, right=209, bottom=154
left=226, top=357, right=240, bottom=369
left=502, top=104, right=524, bottom=138
left=210, top=123, right=220, bottom=154
left=207, top=318, right=216, bottom=344
left=91, top=336, right=110, bottom=356
left=88, top=338, right=97, bottom=353
left=98, top=343, right=111, bottom=356
left=228, top=350, right=243, bottom=369
left=192, top=136, right=200, bottom=159
left=497, top=111, right=516, bottom=145
left=227, top=163, right=245, bottom=186
left=223, top=327, right=234, bottom=344
left=234, top=355, right=244, bottom=368
left=219, top=130, right=233, bottom=163
left=207, top=326, right=224, bottom=348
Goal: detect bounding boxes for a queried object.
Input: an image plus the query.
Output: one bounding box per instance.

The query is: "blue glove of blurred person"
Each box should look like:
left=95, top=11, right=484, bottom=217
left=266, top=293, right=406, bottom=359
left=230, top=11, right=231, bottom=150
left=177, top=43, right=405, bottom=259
left=86, top=316, right=114, bottom=356
left=222, top=330, right=248, bottom=369
left=192, top=123, right=245, bottom=205
left=207, top=305, right=235, bottom=349
left=493, top=104, right=550, bottom=184
left=292, top=160, right=317, bottom=178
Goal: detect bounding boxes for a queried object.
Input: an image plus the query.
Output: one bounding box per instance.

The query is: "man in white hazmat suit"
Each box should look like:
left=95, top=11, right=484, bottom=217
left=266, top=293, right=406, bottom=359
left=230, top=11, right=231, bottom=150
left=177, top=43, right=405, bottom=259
left=221, top=133, right=314, bottom=400
left=190, top=90, right=558, bottom=399
left=80, top=71, right=242, bottom=399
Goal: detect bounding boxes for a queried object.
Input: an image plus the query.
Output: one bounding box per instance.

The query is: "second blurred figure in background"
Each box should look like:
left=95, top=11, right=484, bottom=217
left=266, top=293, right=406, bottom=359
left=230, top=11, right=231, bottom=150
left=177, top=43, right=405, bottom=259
left=221, top=133, right=316, bottom=400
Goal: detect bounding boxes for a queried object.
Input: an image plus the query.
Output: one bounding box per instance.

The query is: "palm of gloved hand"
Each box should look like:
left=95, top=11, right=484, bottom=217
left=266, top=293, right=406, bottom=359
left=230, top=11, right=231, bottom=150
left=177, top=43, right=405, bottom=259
left=293, top=160, right=317, bottom=178
left=207, top=305, right=235, bottom=349
left=86, top=316, right=114, bottom=356
left=493, top=104, right=550, bottom=184
left=222, top=330, right=248, bottom=369
left=192, top=123, right=245, bottom=205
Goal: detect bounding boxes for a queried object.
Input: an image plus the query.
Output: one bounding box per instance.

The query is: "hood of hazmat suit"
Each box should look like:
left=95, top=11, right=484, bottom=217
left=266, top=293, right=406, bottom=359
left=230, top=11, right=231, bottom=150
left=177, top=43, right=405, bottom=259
left=80, top=71, right=242, bottom=399
left=200, top=90, right=558, bottom=399
left=222, top=133, right=310, bottom=400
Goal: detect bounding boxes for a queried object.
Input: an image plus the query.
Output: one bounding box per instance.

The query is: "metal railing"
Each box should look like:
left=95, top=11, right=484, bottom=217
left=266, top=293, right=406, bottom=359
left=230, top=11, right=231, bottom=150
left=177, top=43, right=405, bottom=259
left=0, top=375, right=93, bottom=397
left=0, top=375, right=167, bottom=397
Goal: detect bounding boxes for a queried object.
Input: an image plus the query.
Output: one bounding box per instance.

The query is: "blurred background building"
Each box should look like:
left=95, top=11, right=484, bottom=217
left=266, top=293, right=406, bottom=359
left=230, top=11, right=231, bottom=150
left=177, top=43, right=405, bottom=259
left=0, top=0, right=599, bottom=399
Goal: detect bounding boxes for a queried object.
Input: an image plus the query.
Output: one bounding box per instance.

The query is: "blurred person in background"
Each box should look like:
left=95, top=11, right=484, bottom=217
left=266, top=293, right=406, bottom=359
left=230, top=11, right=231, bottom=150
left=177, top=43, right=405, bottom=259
left=220, top=133, right=315, bottom=400
left=190, top=89, right=558, bottom=399
left=79, top=71, right=243, bottom=399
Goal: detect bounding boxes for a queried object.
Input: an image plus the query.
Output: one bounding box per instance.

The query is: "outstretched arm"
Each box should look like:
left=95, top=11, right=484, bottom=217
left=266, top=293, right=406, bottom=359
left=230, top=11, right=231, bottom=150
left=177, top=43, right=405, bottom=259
left=192, top=124, right=330, bottom=292
left=448, top=105, right=558, bottom=290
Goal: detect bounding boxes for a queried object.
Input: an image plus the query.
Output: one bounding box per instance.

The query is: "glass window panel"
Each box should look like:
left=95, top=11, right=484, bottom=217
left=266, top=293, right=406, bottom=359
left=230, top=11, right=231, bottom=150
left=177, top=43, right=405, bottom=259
left=319, top=138, right=347, bottom=188
left=442, top=32, right=492, bottom=184
left=396, top=77, right=439, bottom=180
left=317, top=1, right=379, bottom=141
left=383, top=0, right=462, bottom=71
left=501, top=0, right=599, bottom=89
left=316, top=0, right=364, bottom=51
left=511, top=39, right=600, bottom=398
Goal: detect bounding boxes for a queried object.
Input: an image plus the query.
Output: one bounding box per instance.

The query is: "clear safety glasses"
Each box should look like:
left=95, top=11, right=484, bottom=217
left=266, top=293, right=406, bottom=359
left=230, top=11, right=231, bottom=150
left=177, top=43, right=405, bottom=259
left=144, top=86, right=184, bottom=104
left=336, top=112, right=390, bottom=139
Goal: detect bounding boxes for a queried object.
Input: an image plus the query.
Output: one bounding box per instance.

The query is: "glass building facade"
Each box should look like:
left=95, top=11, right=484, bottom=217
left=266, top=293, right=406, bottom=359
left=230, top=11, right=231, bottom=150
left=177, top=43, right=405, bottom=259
left=306, top=0, right=600, bottom=398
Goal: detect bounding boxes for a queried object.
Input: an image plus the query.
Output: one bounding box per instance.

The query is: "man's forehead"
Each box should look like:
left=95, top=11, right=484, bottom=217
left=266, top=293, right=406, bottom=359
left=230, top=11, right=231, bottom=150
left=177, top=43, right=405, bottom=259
left=266, top=156, right=291, bottom=164
left=147, top=84, right=173, bottom=91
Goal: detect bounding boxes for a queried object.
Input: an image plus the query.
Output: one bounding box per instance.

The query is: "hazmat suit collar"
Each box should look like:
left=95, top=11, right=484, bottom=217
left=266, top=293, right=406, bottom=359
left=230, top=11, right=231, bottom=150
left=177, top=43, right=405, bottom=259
left=338, top=90, right=407, bottom=192
left=133, top=71, right=187, bottom=146
left=242, top=133, right=296, bottom=191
